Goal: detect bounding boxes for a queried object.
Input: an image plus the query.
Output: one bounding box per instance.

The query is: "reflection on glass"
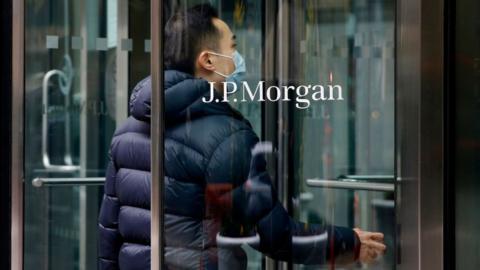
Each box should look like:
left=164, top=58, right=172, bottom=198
left=153, top=1, right=387, bottom=270
left=218, top=0, right=264, bottom=267
left=24, top=0, right=149, bottom=269
left=23, top=0, right=395, bottom=268
left=164, top=1, right=265, bottom=268
left=289, top=0, right=395, bottom=269
left=223, top=0, right=264, bottom=135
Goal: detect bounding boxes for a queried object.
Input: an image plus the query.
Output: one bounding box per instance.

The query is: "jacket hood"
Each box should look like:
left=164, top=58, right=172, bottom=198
left=129, top=70, right=244, bottom=124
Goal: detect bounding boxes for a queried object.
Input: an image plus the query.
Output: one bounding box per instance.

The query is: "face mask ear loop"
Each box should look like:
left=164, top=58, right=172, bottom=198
left=208, top=51, right=234, bottom=59
left=214, top=70, right=228, bottom=78
left=208, top=51, right=235, bottom=78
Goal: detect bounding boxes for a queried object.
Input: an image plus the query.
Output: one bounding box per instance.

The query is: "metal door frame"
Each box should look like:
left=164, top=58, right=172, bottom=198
left=396, top=0, right=445, bottom=269
left=150, top=0, right=165, bottom=269
left=11, top=0, right=24, bottom=268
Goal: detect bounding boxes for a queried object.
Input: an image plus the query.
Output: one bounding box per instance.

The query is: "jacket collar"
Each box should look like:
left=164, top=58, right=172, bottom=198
left=129, top=70, right=245, bottom=125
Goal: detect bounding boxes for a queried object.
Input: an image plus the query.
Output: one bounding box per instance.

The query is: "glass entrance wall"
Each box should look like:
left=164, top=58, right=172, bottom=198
left=24, top=0, right=150, bottom=269
left=21, top=0, right=396, bottom=269
left=10, top=0, right=464, bottom=269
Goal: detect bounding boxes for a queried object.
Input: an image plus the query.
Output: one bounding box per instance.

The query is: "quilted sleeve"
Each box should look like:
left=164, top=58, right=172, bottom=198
left=204, top=128, right=360, bottom=265
left=98, top=160, right=122, bottom=269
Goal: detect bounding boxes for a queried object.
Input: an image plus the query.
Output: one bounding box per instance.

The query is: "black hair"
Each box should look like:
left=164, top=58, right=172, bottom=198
left=164, top=4, right=221, bottom=75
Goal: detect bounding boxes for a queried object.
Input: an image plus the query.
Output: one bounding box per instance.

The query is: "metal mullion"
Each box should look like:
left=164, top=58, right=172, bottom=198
left=11, top=0, right=24, bottom=269
left=396, top=0, right=446, bottom=269
left=262, top=0, right=279, bottom=269
left=277, top=1, right=290, bottom=270
left=150, top=0, right=165, bottom=269
left=116, top=0, right=130, bottom=125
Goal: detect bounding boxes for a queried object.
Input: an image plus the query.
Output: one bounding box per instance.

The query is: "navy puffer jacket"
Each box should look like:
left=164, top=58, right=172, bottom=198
left=98, top=70, right=359, bottom=270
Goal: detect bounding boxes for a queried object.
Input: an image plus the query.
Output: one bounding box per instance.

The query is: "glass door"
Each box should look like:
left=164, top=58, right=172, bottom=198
left=23, top=1, right=150, bottom=269
left=284, top=0, right=395, bottom=269
left=157, top=0, right=394, bottom=269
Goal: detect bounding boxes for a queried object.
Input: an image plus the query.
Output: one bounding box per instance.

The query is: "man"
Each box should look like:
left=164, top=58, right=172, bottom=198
left=98, top=4, right=386, bottom=270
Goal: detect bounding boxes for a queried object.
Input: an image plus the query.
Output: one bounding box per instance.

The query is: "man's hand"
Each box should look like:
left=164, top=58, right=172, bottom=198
left=353, top=228, right=387, bottom=264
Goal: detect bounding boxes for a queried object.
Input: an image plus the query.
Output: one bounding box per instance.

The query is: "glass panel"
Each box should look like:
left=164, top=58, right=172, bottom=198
left=159, top=0, right=393, bottom=269
left=165, top=1, right=263, bottom=135
left=162, top=1, right=265, bottom=268
left=216, top=2, right=265, bottom=267
left=24, top=1, right=149, bottom=269
left=221, top=1, right=263, bottom=135
left=289, top=0, right=395, bottom=269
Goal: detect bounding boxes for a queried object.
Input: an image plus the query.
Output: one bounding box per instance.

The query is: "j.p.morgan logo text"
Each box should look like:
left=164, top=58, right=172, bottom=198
left=203, top=81, right=344, bottom=109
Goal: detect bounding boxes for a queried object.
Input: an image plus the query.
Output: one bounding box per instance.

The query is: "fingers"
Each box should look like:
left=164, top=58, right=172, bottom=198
left=355, top=229, right=387, bottom=265
left=366, top=240, right=387, bottom=254
left=369, top=232, right=385, bottom=241
left=362, top=231, right=384, bottom=241
left=358, top=239, right=387, bottom=264
left=360, top=246, right=383, bottom=264
left=354, top=229, right=384, bottom=242
left=368, top=248, right=377, bottom=259
left=363, top=231, right=386, bottom=252
left=362, top=248, right=377, bottom=264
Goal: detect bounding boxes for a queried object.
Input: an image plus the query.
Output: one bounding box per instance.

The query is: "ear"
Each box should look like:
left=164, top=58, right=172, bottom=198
left=197, top=51, right=216, bottom=72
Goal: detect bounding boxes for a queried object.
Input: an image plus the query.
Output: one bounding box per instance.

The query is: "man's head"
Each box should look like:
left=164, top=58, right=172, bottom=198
left=164, top=4, right=237, bottom=90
